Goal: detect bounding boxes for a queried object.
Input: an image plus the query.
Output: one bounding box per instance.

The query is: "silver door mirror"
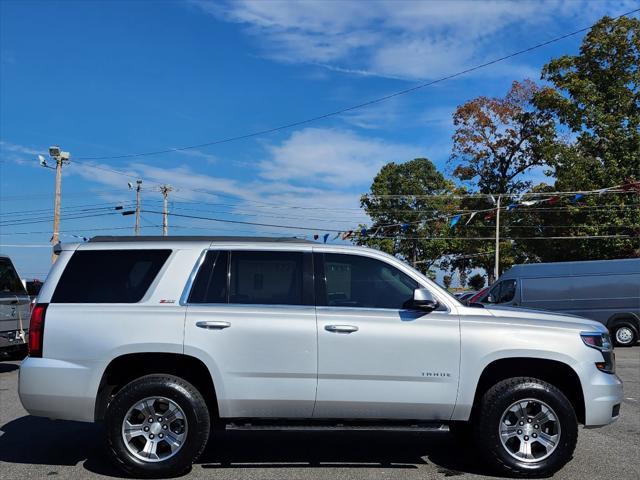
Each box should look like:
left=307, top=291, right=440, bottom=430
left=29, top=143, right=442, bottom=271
left=412, top=288, right=439, bottom=311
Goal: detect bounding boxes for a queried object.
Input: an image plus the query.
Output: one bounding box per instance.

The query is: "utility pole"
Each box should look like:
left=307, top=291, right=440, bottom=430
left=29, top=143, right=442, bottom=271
left=39, top=147, right=70, bottom=264
left=129, top=180, right=143, bottom=235
left=160, top=185, right=173, bottom=236
left=494, top=195, right=501, bottom=282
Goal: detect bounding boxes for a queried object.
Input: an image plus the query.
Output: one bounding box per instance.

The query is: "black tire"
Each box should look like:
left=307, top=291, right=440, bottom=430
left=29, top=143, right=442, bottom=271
left=474, top=377, right=578, bottom=477
left=105, top=374, right=210, bottom=478
left=610, top=321, right=638, bottom=347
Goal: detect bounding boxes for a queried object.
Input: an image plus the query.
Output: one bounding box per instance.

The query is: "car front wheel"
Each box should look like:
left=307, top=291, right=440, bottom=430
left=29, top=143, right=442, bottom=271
left=474, top=377, right=578, bottom=477
left=105, top=374, right=210, bottom=478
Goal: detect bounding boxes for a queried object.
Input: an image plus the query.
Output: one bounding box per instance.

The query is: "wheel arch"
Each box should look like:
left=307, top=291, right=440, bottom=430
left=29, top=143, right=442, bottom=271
left=95, top=352, right=218, bottom=422
left=606, top=312, right=639, bottom=331
left=470, top=357, right=585, bottom=425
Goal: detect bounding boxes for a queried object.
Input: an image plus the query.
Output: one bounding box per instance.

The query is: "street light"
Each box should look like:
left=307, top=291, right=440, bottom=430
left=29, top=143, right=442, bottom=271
left=39, top=145, right=71, bottom=263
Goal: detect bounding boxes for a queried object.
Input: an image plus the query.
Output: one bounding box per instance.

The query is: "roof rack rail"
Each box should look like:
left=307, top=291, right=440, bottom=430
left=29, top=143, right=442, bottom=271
left=88, top=235, right=315, bottom=244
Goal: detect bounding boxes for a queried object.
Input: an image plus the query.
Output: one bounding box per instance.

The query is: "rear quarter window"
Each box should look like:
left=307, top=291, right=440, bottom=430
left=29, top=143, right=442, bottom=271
left=52, top=249, right=171, bottom=303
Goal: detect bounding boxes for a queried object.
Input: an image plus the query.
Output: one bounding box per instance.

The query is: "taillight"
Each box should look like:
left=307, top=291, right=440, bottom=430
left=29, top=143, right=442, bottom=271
left=28, top=303, right=48, bottom=358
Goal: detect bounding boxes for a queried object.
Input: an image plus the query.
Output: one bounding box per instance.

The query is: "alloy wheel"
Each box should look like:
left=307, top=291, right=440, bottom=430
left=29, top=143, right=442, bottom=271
left=121, top=396, right=188, bottom=462
left=499, top=398, right=561, bottom=463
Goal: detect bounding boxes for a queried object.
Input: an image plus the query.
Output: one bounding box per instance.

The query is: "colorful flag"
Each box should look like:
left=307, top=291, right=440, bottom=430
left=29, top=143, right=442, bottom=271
left=450, top=215, right=461, bottom=228
left=465, top=211, right=477, bottom=225
left=323, top=233, right=330, bottom=244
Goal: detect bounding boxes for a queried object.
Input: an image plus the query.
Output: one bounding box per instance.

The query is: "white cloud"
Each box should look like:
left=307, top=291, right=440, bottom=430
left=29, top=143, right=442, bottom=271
left=259, top=127, right=422, bottom=187
left=0, top=141, right=44, bottom=156
left=190, top=0, right=634, bottom=81
left=62, top=127, right=416, bottom=232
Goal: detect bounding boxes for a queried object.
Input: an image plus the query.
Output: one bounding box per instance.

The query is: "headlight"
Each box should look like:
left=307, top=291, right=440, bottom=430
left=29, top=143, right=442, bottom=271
left=581, top=332, right=612, bottom=351
left=581, top=332, right=615, bottom=374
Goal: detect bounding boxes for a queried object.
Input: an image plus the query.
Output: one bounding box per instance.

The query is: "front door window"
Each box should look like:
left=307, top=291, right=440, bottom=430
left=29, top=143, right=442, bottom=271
left=321, top=253, right=418, bottom=309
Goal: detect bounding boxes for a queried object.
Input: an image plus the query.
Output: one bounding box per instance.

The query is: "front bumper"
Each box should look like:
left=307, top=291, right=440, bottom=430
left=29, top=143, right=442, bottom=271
left=583, top=367, right=623, bottom=427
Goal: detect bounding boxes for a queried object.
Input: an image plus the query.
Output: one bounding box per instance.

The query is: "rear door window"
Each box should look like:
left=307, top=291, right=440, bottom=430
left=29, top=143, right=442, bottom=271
left=52, top=250, right=171, bottom=303
left=0, top=258, right=27, bottom=298
left=228, top=251, right=308, bottom=305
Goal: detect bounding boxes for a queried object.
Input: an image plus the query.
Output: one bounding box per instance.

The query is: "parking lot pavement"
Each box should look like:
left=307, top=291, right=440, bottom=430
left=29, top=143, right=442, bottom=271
left=1, top=347, right=638, bottom=480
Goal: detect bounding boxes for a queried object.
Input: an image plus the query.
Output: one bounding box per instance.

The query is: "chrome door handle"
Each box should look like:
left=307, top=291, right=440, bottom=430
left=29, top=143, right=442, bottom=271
left=325, top=324, right=358, bottom=334
left=196, top=320, right=231, bottom=330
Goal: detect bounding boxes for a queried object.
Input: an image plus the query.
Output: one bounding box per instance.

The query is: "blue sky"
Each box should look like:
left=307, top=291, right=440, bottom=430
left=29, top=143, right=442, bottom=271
left=1, top=0, right=637, bottom=279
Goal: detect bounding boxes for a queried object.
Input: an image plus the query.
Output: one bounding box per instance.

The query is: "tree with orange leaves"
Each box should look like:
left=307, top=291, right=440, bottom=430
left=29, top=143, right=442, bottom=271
left=449, top=79, right=557, bottom=195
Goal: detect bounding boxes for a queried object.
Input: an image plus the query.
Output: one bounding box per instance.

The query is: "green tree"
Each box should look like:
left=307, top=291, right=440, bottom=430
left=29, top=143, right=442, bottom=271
left=442, top=274, right=453, bottom=289
left=468, top=273, right=486, bottom=291
left=357, top=158, right=456, bottom=272
left=529, top=15, right=640, bottom=260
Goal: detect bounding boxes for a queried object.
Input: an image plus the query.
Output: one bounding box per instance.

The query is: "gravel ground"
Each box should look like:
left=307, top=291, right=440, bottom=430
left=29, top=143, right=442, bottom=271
left=1, top=347, right=638, bottom=480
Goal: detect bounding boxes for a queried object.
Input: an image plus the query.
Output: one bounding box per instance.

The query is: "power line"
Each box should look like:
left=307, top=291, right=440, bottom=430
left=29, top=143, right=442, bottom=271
left=0, top=211, right=125, bottom=227
left=142, top=209, right=343, bottom=232
left=75, top=8, right=640, bottom=161
left=142, top=209, right=638, bottom=241
left=0, top=225, right=161, bottom=236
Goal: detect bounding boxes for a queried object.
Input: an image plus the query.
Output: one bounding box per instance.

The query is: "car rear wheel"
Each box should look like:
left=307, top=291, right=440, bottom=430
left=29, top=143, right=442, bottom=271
left=105, top=374, right=210, bottom=478
left=474, top=377, right=577, bottom=477
left=611, top=322, right=638, bottom=347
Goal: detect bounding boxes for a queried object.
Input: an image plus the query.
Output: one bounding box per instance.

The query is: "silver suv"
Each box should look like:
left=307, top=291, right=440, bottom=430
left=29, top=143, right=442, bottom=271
left=19, top=236, right=623, bottom=478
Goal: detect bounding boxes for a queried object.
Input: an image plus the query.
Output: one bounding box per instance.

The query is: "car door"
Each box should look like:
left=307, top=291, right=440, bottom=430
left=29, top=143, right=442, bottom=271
left=183, top=248, right=317, bottom=418
left=313, top=250, right=460, bottom=420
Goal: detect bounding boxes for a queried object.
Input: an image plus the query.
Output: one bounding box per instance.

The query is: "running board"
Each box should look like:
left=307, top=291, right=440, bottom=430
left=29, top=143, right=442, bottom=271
left=225, top=421, right=449, bottom=432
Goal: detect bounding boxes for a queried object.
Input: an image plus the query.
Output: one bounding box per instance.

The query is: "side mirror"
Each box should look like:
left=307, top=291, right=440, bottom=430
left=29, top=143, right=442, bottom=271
left=412, top=288, right=439, bottom=311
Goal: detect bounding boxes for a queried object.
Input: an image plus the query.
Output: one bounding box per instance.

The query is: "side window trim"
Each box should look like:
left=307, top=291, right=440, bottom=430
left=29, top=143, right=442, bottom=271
left=180, top=249, right=210, bottom=305
left=314, top=252, right=327, bottom=307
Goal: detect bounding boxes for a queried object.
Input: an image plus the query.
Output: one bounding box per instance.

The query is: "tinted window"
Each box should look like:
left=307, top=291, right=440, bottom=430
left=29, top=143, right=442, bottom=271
left=321, top=254, right=418, bottom=309
left=52, top=250, right=170, bottom=303
left=229, top=251, right=304, bottom=305
left=188, top=251, right=228, bottom=304
left=488, top=280, right=517, bottom=304
left=0, top=258, right=27, bottom=297
left=498, top=279, right=517, bottom=303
